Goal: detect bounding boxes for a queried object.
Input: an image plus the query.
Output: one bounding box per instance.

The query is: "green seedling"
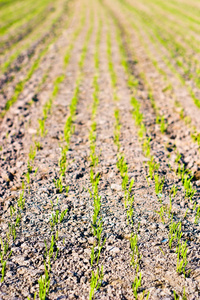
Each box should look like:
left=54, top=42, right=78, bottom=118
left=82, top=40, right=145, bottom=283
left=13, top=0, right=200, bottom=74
left=182, top=287, right=187, bottom=300
left=79, top=26, right=93, bottom=69
left=8, top=223, right=16, bottom=241
left=131, top=97, right=143, bottom=126
left=116, top=154, right=128, bottom=178
left=132, top=270, right=142, bottom=299
left=171, top=184, right=178, bottom=197
left=44, top=235, right=58, bottom=270
left=0, top=238, right=9, bottom=258
left=59, top=147, right=67, bottom=176
left=193, top=203, right=197, bottom=212
left=17, top=192, right=25, bottom=211
left=53, top=175, right=63, bottom=193
left=55, top=230, right=59, bottom=241
left=107, top=33, right=118, bottom=90
left=0, top=245, right=12, bottom=281
left=38, top=265, right=50, bottom=300
left=127, top=201, right=134, bottom=224
left=34, top=167, right=38, bottom=176
left=156, top=206, right=165, bottom=224
left=60, top=209, right=68, bottom=222
left=29, top=145, right=37, bottom=162
left=89, top=266, right=103, bottom=300
left=28, top=292, right=37, bottom=300
left=10, top=205, right=16, bottom=217
left=38, top=119, right=47, bottom=137
left=191, top=131, right=200, bottom=147
left=130, top=233, right=141, bottom=267
left=25, top=171, right=30, bottom=185
left=96, top=237, right=106, bottom=266
left=91, top=244, right=95, bottom=267
left=15, top=214, right=21, bottom=227
left=195, top=206, right=200, bottom=224
left=129, top=179, right=135, bottom=193
left=65, top=186, right=69, bottom=196
left=34, top=141, right=42, bottom=150
left=138, top=122, right=146, bottom=140
left=50, top=210, right=59, bottom=229
left=169, top=221, right=182, bottom=249
left=156, top=115, right=167, bottom=133
left=148, top=156, right=159, bottom=180
left=154, top=174, right=164, bottom=195
left=92, top=193, right=101, bottom=228
left=159, top=247, right=165, bottom=256
left=173, top=291, right=179, bottom=300
left=176, top=241, right=189, bottom=277
left=114, top=122, right=121, bottom=150
left=168, top=196, right=173, bottom=218
left=122, top=173, right=129, bottom=191
left=179, top=108, right=184, bottom=120
left=182, top=174, right=196, bottom=200
left=27, top=160, right=33, bottom=173
left=142, top=137, right=151, bottom=157
left=175, top=152, right=181, bottom=164
left=90, top=147, right=98, bottom=167
left=1, top=260, right=6, bottom=282
left=21, top=180, right=25, bottom=191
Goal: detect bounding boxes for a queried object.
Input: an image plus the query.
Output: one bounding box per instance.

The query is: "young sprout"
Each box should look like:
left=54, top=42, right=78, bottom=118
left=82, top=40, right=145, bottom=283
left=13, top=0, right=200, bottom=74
left=89, top=266, right=103, bottom=300
left=132, top=269, right=142, bottom=299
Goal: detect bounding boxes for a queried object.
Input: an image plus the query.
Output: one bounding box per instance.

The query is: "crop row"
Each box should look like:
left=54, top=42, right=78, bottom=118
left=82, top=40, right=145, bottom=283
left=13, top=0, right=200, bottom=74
left=0, top=1, right=80, bottom=118
left=106, top=27, right=145, bottom=298
left=0, top=0, right=68, bottom=75
left=101, top=1, right=200, bottom=297
left=0, top=5, right=90, bottom=295
left=114, top=0, right=200, bottom=111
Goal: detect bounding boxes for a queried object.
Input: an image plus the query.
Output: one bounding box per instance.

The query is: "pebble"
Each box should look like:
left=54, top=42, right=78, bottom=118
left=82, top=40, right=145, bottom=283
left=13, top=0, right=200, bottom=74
left=111, top=184, right=121, bottom=191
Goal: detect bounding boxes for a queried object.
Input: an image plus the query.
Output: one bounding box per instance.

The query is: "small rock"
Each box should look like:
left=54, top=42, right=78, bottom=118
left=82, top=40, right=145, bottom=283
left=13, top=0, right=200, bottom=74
left=38, top=187, right=49, bottom=194
left=80, top=276, right=87, bottom=284
left=74, top=172, right=84, bottom=179
left=1, top=170, right=14, bottom=182
left=109, top=247, right=120, bottom=253
left=196, top=180, right=200, bottom=187
left=88, top=237, right=95, bottom=245
left=16, top=161, right=23, bottom=168
left=159, top=223, right=165, bottom=230
left=28, top=128, right=37, bottom=134
left=78, top=238, right=86, bottom=244
left=193, top=171, right=200, bottom=181
left=111, top=184, right=121, bottom=191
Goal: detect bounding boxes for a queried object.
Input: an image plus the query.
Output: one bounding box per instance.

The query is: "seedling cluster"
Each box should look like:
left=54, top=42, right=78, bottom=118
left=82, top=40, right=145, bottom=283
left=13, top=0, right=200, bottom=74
left=89, top=21, right=105, bottom=300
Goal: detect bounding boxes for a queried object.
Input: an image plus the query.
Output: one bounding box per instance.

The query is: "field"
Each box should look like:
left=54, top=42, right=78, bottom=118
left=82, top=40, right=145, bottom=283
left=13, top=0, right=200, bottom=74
left=0, top=0, right=200, bottom=299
